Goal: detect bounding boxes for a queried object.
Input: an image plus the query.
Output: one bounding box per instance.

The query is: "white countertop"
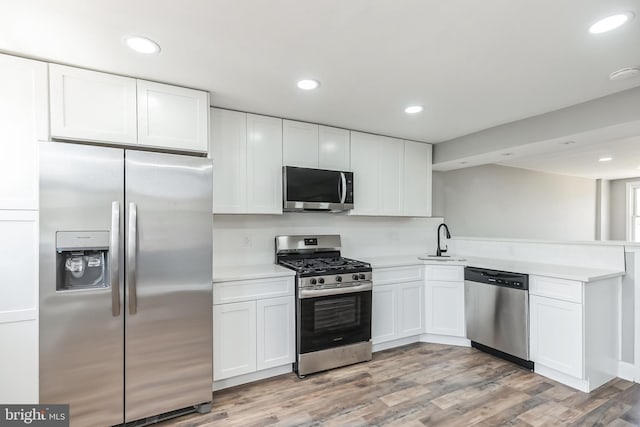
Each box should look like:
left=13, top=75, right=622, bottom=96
left=363, top=254, right=624, bottom=282
left=461, top=256, right=624, bottom=282
left=213, top=264, right=295, bottom=283
left=362, top=254, right=465, bottom=268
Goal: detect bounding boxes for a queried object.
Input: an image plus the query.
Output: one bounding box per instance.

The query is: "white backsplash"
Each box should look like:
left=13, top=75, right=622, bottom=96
left=213, top=213, right=444, bottom=267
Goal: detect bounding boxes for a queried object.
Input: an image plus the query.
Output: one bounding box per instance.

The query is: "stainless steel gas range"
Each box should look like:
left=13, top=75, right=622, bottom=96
left=276, top=235, right=373, bottom=377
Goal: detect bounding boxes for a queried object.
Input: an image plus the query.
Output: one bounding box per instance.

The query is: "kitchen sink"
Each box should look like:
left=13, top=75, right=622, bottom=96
left=419, top=255, right=466, bottom=262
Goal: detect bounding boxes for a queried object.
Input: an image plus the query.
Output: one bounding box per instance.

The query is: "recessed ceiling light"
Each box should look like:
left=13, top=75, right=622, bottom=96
left=599, top=157, right=613, bottom=162
left=404, top=105, right=423, bottom=114
left=589, top=12, right=634, bottom=34
left=297, top=79, right=320, bottom=90
left=124, top=36, right=160, bottom=54
left=609, top=67, right=640, bottom=81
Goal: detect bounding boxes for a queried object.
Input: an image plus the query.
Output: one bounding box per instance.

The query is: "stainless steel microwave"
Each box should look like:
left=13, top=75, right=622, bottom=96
left=283, top=166, right=354, bottom=212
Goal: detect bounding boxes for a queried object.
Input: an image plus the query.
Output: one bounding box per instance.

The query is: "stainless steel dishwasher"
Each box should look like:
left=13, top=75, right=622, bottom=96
left=464, top=267, right=533, bottom=370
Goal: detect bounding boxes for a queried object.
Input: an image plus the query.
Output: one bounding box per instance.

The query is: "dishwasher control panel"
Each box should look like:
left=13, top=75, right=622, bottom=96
left=464, top=267, right=528, bottom=290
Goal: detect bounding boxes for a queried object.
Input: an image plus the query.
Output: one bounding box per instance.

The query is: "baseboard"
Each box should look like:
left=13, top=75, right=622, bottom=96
left=618, top=361, right=635, bottom=382
left=535, top=363, right=590, bottom=393
left=373, top=335, right=421, bottom=352
left=420, top=334, right=471, bottom=347
left=213, top=364, right=292, bottom=391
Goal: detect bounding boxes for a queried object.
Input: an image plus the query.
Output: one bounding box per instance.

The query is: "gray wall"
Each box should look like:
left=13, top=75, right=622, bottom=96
left=609, top=177, right=640, bottom=241
left=434, top=164, right=597, bottom=240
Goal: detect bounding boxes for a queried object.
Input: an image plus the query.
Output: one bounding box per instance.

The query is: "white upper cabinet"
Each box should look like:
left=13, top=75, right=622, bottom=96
left=318, top=125, right=350, bottom=171
left=283, top=120, right=318, bottom=168
left=0, top=54, right=47, bottom=210
left=283, top=120, right=350, bottom=171
left=246, top=114, right=283, bottom=214
left=378, top=136, right=404, bottom=216
left=403, top=141, right=432, bottom=217
left=211, top=108, right=247, bottom=213
left=351, top=131, right=431, bottom=217
left=210, top=109, right=283, bottom=215
left=50, top=64, right=209, bottom=153
left=137, top=80, right=209, bottom=152
left=49, top=64, right=137, bottom=145
left=350, top=131, right=380, bottom=215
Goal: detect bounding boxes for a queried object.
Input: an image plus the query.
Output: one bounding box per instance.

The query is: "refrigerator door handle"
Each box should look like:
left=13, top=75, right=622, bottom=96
left=127, top=202, right=138, bottom=315
left=110, top=201, right=120, bottom=317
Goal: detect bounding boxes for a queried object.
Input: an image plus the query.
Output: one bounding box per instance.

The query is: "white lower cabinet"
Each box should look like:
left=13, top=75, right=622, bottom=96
left=213, top=276, right=294, bottom=386
left=529, top=295, right=582, bottom=378
left=213, top=301, right=257, bottom=380
left=425, top=280, right=465, bottom=337
left=528, top=274, right=619, bottom=392
left=0, top=319, right=38, bottom=404
left=372, top=285, right=396, bottom=343
left=424, top=266, right=465, bottom=338
left=256, top=296, right=294, bottom=370
left=372, top=266, right=424, bottom=346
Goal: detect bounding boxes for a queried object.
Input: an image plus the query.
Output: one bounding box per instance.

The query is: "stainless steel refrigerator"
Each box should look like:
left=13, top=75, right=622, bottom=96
left=39, top=141, right=213, bottom=426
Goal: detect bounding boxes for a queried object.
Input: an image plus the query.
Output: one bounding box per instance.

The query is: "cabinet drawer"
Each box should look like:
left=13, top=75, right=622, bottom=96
left=214, top=277, right=294, bottom=304
left=373, top=265, right=424, bottom=285
left=530, top=275, right=583, bottom=304
left=425, top=265, right=464, bottom=282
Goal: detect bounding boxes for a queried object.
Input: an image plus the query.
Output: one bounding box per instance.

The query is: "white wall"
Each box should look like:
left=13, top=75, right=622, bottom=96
left=213, top=214, right=443, bottom=267
left=434, top=164, right=596, bottom=241
left=609, top=177, right=640, bottom=241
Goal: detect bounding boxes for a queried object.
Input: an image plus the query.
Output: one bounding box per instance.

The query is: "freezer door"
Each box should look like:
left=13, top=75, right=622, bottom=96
left=124, top=150, right=213, bottom=422
left=39, top=142, right=125, bottom=426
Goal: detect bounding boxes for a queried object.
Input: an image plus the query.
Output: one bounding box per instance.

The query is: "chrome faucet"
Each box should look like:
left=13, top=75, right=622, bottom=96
left=436, top=223, right=451, bottom=257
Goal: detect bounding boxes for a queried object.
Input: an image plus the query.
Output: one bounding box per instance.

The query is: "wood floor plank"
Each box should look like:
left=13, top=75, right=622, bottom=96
left=155, top=343, right=640, bottom=427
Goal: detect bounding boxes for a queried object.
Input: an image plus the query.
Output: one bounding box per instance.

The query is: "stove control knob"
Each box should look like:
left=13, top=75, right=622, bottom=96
left=336, top=276, right=342, bottom=282
left=352, top=274, right=359, bottom=280
left=318, top=278, right=325, bottom=284
left=310, top=279, right=317, bottom=285
left=359, top=273, right=366, bottom=280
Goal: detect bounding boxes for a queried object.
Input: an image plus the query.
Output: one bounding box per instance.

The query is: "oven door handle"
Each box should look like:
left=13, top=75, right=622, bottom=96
left=299, top=282, right=372, bottom=299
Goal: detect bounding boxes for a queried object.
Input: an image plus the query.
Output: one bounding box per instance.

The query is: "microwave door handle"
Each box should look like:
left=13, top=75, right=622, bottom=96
left=340, top=172, right=347, bottom=204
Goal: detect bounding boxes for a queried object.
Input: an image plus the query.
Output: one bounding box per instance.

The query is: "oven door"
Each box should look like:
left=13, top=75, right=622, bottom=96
left=298, top=288, right=372, bottom=354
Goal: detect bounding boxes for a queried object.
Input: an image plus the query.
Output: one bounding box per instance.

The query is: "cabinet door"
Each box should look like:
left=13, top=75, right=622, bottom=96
left=246, top=114, right=283, bottom=214
left=49, top=64, right=137, bottom=144
left=397, top=281, right=424, bottom=337
left=530, top=295, right=583, bottom=378
left=372, top=284, right=396, bottom=343
left=257, top=296, right=294, bottom=370
left=0, top=54, right=47, bottom=210
left=425, top=280, right=465, bottom=337
left=0, top=211, right=38, bottom=313
left=211, top=108, right=247, bottom=213
left=213, top=301, right=257, bottom=380
left=137, top=80, right=209, bottom=152
left=283, top=120, right=318, bottom=168
left=350, top=131, right=380, bottom=215
left=0, top=320, right=38, bottom=403
left=378, top=136, right=404, bottom=216
left=318, top=126, right=350, bottom=171
left=403, top=141, right=432, bottom=217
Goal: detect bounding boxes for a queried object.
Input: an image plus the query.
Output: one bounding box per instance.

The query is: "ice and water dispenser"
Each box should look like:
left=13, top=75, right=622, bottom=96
left=56, top=231, right=110, bottom=291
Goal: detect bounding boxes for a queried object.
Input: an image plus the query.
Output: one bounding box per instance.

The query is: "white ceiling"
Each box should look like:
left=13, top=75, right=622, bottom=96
left=1, top=0, right=639, bottom=143
left=499, top=135, right=640, bottom=180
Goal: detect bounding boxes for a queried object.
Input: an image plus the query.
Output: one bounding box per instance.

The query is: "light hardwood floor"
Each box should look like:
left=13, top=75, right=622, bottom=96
left=158, top=343, right=640, bottom=426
